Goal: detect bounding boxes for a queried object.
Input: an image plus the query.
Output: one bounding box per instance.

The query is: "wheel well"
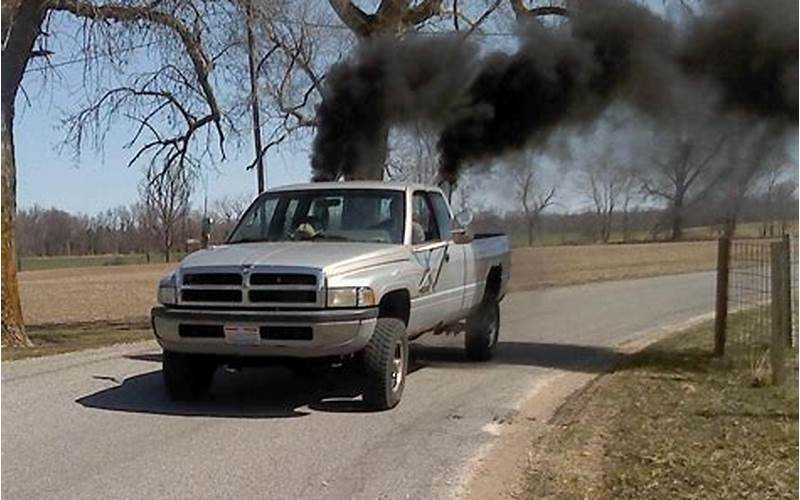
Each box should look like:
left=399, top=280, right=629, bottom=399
left=378, top=289, right=410, bottom=325
left=484, top=266, right=502, bottom=302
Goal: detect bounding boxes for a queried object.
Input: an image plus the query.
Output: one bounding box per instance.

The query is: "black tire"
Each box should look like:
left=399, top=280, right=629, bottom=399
left=362, top=318, right=408, bottom=410
left=163, top=351, right=217, bottom=401
left=465, top=299, right=500, bottom=361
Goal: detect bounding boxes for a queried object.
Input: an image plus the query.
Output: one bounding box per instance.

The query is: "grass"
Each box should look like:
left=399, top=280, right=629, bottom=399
left=508, top=220, right=799, bottom=249
left=18, top=252, right=186, bottom=271
left=2, top=323, right=152, bottom=361
left=523, top=313, right=799, bottom=499
left=509, top=240, right=717, bottom=292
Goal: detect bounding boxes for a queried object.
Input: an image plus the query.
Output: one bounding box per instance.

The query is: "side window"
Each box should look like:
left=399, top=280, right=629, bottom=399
left=429, top=192, right=452, bottom=241
left=411, top=192, right=440, bottom=244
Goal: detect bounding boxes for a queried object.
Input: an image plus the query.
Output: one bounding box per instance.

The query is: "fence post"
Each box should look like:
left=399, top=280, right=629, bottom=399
left=714, top=236, right=731, bottom=357
left=782, top=233, right=793, bottom=347
left=770, top=241, right=787, bottom=385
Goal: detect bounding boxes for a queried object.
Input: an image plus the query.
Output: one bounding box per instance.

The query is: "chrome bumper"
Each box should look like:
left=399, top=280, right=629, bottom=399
left=151, top=306, right=378, bottom=358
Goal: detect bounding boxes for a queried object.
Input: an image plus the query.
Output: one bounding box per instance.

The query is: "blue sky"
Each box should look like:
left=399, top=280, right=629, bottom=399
left=15, top=40, right=313, bottom=215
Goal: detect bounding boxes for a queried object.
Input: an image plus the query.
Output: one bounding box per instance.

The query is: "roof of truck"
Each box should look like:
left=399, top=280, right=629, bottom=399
left=266, top=180, right=444, bottom=193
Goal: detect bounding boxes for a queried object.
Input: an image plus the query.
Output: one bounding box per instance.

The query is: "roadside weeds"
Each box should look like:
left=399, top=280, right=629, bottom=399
left=519, top=314, right=798, bottom=499
left=2, top=323, right=152, bottom=361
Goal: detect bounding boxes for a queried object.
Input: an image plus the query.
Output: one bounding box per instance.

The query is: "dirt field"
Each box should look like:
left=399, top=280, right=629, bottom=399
left=19, top=263, right=177, bottom=326
left=18, top=240, right=717, bottom=327
left=509, top=240, right=717, bottom=292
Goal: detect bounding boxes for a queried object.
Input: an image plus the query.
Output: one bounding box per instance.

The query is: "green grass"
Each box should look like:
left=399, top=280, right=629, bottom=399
left=2, top=323, right=153, bottom=361
left=18, top=252, right=186, bottom=271
left=523, top=312, right=799, bottom=499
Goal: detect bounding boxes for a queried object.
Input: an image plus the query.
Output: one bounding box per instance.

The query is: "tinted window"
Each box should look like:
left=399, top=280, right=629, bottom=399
left=429, top=192, right=452, bottom=240
left=411, top=192, right=440, bottom=244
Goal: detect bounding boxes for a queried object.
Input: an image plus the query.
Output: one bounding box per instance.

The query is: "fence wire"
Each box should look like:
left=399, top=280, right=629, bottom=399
left=727, top=236, right=798, bottom=368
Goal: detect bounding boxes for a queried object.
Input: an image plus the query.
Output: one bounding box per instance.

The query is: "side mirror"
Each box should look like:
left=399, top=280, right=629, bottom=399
left=454, top=209, right=473, bottom=229
left=452, top=210, right=474, bottom=244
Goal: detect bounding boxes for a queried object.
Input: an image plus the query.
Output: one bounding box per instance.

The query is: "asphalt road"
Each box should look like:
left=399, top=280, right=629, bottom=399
left=2, top=271, right=715, bottom=499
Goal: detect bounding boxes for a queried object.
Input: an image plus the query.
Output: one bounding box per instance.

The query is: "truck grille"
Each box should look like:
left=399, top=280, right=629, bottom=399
left=178, top=267, right=322, bottom=308
left=182, top=273, right=242, bottom=286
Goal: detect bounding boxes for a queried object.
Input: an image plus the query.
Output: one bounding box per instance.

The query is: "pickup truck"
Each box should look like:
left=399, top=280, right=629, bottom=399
left=152, top=181, right=510, bottom=409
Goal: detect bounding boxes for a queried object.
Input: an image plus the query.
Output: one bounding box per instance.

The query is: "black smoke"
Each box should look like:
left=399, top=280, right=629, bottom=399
left=310, top=0, right=797, bottom=184
left=311, top=36, right=479, bottom=180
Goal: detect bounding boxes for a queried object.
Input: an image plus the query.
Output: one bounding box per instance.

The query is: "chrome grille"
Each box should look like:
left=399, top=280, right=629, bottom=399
left=178, top=266, right=323, bottom=308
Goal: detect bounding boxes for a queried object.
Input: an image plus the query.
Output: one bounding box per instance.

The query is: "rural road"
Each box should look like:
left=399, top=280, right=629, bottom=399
left=3, top=271, right=715, bottom=499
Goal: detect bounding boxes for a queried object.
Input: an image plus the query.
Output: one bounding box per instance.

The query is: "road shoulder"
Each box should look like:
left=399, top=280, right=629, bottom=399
left=458, top=312, right=715, bottom=499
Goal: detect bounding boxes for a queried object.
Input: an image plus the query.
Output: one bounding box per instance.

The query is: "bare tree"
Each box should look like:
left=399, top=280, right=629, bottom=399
left=508, top=154, right=557, bottom=246
left=140, top=165, right=193, bottom=263
left=385, top=125, right=439, bottom=183
left=638, top=119, right=730, bottom=241
left=1, top=0, right=235, bottom=344
left=577, top=149, right=624, bottom=243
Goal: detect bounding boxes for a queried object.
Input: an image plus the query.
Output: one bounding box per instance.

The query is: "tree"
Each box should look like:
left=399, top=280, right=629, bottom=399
left=638, top=119, right=730, bottom=241
left=385, top=125, right=439, bottom=184
left=140, top=165, right=193, bottom=263
left=325, top=0, right=446, bottom=180
left=508, top=154, right=556, bottom=246
left=577, top=148, right=625, bottom=243
left=1, top=0, right=229, bottom=345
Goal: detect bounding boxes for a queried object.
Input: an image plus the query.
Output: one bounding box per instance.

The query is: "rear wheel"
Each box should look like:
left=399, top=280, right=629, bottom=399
left=163, top=351, right=217, bottom=401
left=465, top=299, right=500, bottom=361
left=362, top=318, right=408, bottom=410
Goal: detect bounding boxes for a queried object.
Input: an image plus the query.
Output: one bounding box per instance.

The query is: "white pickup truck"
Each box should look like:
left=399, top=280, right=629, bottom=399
left=152, top=181, right=510, bottom=409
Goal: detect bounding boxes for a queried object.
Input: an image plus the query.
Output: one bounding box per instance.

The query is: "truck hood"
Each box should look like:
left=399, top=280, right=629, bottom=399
left=179, top=241, right=409, bottom=276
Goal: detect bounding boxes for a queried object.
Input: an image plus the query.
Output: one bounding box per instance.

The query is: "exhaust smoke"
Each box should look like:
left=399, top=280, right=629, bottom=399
left=310, top=0, right=797, bottom=184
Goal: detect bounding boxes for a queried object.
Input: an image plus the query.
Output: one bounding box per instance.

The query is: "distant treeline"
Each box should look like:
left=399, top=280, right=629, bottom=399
left=16, top=201, right=245, bottom=259
left=472, top=189, right=798, bottom=247
left=15, top=186, right=797, bottom=258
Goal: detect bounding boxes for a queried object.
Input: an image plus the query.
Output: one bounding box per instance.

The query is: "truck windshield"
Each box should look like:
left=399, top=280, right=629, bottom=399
left=227, top=189, right=406, bottom=245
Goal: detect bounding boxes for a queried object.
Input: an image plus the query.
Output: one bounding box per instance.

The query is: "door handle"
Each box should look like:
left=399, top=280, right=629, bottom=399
left=444, top=252, right=450, bottom=263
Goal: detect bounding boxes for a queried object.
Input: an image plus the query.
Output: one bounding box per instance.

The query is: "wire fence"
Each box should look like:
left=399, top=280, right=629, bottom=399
left=724, top=235, right=798, bottom=375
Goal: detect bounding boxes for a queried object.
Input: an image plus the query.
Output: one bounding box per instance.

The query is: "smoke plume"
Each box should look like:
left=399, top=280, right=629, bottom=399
left=310, top=0, right=797, bottom=184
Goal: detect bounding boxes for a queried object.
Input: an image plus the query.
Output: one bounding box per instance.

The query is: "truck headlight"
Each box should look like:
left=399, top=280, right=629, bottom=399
left=327, top=287, right=376, bottom=308
left=157, top=273, right=178, bottom=305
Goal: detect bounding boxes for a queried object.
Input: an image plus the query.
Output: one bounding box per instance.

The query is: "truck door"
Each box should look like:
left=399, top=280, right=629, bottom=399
left=409, top=191, right=465, bottom=329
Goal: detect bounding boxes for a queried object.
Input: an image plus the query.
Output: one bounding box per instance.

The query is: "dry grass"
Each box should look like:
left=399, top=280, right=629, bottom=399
left=2, top=324, right=152, bottom=361
left=510, top=240, right=717, bottom=292
left=19, top=262, right=176, bottom=326
left=522, top=316, right=798, bottom=499
left=17, top=240, right=716, bottom=327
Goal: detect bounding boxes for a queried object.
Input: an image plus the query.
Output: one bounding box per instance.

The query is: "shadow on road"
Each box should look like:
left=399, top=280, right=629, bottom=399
left=411, top=341, right=621, bottom=374
left=77, top=365, right=370, bottom=418
left=78, top=340, right=620, bottom=418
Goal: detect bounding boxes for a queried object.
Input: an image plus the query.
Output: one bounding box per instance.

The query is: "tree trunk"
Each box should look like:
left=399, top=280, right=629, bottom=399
left=670, top=193, right=685, bottom=241
left=1, top=0, right=47, bottom=347
left=164, top=229, right=171, bottom=263
left=527, top=216, right=534, bottom=246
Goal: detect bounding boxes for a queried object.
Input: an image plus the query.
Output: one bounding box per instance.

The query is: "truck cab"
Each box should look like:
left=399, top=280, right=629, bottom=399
left=152, top=181, right=510, bottom=409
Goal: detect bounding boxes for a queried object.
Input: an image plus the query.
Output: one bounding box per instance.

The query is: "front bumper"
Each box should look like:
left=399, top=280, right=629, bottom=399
left=151, top=306, right=378, bottom=358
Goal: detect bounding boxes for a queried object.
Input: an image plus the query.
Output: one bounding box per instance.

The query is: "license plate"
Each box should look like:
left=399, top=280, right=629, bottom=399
left=224, top=324, right=261, bottom=346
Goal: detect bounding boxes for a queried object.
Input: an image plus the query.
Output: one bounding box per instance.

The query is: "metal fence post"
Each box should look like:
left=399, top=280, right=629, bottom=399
left=782, top=234, right=793, bottom=347
left=714, top=236, right=731, bottom=357
left=770, top=241, right=787, bottom=385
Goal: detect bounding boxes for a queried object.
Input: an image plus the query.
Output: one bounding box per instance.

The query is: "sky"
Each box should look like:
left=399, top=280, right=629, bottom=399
left=16, top=60, right=312, bottom=215
left=13, top=2, right=799, bottom=217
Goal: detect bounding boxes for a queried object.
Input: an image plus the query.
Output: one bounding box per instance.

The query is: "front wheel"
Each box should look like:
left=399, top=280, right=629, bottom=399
left=465, top=299, right=500, bottom=361
left=362, top=318, right=408, bottom=410
left=163, top=351, right=217, bottom=401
